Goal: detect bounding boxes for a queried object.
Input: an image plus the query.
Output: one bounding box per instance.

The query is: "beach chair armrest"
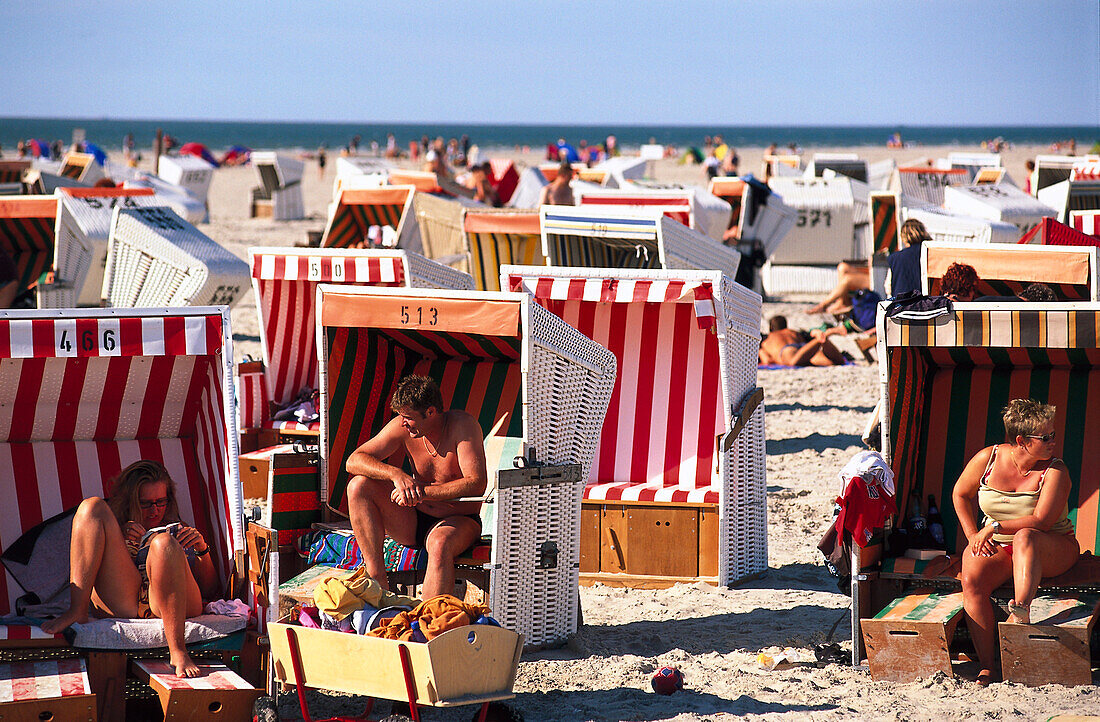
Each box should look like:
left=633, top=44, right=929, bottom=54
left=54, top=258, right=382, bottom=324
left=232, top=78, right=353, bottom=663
left=723, top=387, right=764, bottom=452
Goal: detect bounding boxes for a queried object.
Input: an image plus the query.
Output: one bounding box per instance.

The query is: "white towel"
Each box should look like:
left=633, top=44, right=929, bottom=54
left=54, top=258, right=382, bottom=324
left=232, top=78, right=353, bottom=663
left=838, top=450, right=895, bottom=496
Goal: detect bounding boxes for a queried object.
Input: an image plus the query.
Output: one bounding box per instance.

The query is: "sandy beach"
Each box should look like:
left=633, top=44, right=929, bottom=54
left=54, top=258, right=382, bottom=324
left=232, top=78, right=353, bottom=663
left=177, top=143, right=1100, bottom=720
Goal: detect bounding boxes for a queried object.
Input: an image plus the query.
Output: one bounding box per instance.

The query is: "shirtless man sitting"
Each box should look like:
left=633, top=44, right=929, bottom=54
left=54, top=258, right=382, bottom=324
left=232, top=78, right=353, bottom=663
left=345, top=375, right=488, bottom=598
left=539, top=161, right=575, bottom=206
left=759, top=315, right=845, bottom=367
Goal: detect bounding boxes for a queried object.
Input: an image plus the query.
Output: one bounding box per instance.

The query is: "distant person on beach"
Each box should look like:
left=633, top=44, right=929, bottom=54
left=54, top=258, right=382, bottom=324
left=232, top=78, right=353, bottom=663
left=886, top=218, right=932, bottom=297
left=759, top=315, right=846, bottom=367
left=762, top=143, right=777, bottom=182
left=466, top=162, right=500, bottom=207
left=423, top=137, right=451, bottom=179
left=704, top=147, right=720, bottom=179
left=1023, top=159, right=1036, bottom=195
left=539, top=162, right=575, bottom=206
left=806, top=261, right=871, bottom=315
left=345, top=375, right=487, bottom=598
left=386, top=133, right=398, bottom=158
left=721, top=147, right=739, bottom=177
left=317, top=145, right=327, bottom=178
left=951, top=398, right=1078, bottom=685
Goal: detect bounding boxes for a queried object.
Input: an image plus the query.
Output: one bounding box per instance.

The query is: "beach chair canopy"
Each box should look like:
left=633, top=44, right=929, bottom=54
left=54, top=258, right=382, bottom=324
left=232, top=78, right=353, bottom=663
left=505, top=168, right=548, bottom=209
left=241, top=248, right=472, bottom=432
left=1031, top=155, right=1098, bottom=196
left=0, top=160, right=30, bottom=188
left=1070, top=211, right=1100, bottom=238
left=0, top=197, right=58, bottom=303
left=412, top=192, right=485, bottom=265
left=1018, top=217, right=1100, bottom=248
left=921, top=241, right=1098, bottom=300
left=321, top=185, right=417, bottom=250
left=487, top=159, right=519, bottom=205
left=1037, top=175, right=1100, bottom=225
left=891, top=167, right=968, bottom=206
left=503, top=265, right=767, bottom=584
left=946, top=151, right=1001, bottom=182
left=157, top=154, right=215, bottom=203
left=904, top=206, right=1019, bottom=245
left=575, top=183, right=732, bottom=242
left=943, top=184, right=1058, bottom=236
left=539, top=205, right=740, bottom=279
left=461, top=209, right=545, bottom=291
left=252, top=152, right=303, bottom=194
left=881, top=302, right=1100, bottom=556
left=0, top=307, right=242, bottom=615
left=59, top=152, right=104, bottom=185
left=766, top=176, right=857, bottom=265
left=121, top=173, right=206, bottom=224
left=807, top=153, right=868, bottom=183
left=53, top=187, right=159, bottom=307
left=103, top=206, right=249, bottom=308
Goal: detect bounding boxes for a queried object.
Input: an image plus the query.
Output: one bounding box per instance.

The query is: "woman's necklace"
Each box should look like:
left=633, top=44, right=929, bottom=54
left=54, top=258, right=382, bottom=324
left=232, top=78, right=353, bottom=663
left=423, top=417, right=447, bottom=458
left=1010, top=449, right=1033, bottom=477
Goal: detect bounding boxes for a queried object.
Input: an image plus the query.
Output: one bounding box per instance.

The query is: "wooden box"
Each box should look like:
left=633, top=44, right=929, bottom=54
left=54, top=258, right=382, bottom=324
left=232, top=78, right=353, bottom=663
left=0, top=658, right=96, bottom=722
left=999, top=594, right=1100, bottom=687
left=238, top=443, right=295, bottom=499
left=861, top=591, right=964, bottom=682
left=133, top=660, right=261, bottom=722
left=267, top=621, right=522, bottom=708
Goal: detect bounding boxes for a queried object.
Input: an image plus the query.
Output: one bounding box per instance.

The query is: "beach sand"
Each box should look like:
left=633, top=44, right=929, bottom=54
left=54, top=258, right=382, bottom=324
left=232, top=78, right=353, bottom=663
left=196, top=144, right=1100, bottom=720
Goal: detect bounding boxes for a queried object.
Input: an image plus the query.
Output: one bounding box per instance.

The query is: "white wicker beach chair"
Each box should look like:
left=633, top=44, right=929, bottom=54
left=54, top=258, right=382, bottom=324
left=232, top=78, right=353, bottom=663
left=806, top=153, right=869, bottom=183
left=1030, top=154, right=1098, bottom=196
left=250, top=152, right=304, bottom=221
left=316, top=285, right=617, bottom=647
left=889, top=166, right=968, bottom=206
left=51, top=187, right=161, bottom=308
left=943, top=183, right=1057, bottom=236
left=157, top=154, right=215, bottom=208
left=539, top=205, right=741, bottom=279
left=1037, top=162, right=1100, bottom=224
left=503, top=265, right=767, bottom=586
left=103, top=206, right=250, bottom=308
left=904, top=205, right=1020, bottom=245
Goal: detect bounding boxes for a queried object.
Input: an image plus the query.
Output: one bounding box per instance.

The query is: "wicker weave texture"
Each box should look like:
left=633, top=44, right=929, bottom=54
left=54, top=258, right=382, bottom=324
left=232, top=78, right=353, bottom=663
left=403, top=249, right=474, bottom=290
left=105, top=207, right=249, bottom=307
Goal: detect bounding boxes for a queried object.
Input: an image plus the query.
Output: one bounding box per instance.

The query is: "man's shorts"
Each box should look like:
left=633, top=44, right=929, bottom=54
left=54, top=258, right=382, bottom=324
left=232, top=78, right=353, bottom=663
left=413, top=509, right=482, bottom=549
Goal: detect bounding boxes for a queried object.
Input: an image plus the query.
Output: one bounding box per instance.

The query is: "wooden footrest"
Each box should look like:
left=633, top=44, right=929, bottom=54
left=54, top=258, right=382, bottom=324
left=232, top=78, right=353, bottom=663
left=861, top=591, right=964, bottom=682
left=133, top=660, right=261, bottom=722
left=999, top=594, right=1100, bottom=686
left=0, top=658, right=96, bottom=721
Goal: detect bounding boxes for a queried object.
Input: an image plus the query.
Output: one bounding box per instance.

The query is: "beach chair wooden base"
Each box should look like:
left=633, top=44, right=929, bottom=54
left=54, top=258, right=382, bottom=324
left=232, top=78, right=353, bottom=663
left=999, top=594, right=1100, bottom=687
left=861, top=591, right=964, bottom=682
left=0, top=658, right=96, bottom=722
left=239, top=443, right=295, bottom=499
left=133, top=660, right=261, bottom=722
left=579, top=501, right=720, bottom=585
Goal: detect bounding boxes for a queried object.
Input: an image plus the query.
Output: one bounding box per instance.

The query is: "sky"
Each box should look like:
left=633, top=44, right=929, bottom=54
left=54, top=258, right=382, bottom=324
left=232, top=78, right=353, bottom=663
left=2, top=1, right=1098, bottom=126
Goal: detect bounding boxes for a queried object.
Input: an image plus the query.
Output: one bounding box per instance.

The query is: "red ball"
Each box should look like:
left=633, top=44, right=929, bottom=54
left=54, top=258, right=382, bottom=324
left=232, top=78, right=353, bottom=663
left=650, top=666, right=684, bottom=695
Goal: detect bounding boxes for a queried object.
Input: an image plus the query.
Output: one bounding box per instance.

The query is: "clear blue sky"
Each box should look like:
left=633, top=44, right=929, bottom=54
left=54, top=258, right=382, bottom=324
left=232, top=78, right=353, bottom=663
left=3, top=1, right=1098, bottom=126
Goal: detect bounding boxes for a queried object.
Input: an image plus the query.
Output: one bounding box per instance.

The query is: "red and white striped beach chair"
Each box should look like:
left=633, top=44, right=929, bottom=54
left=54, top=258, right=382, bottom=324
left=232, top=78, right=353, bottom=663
left=0, top=306, right=252, bottom=720
left=503, top=265, right=767, bottom=587
left=1018, top=217, right=1100, bottom=248
left=1070, top=210, right=1100, bottom=238
left=315, top=285, right=617, bottom=647
left=103, top=206, right=250, bottom=308
left=575, top=183, right=732, bottom=242
left=52, top=187, right=160, bottom=308
left=539, top=205, right=741, bottom=280
left=921, top=241, right=1099, bottom=301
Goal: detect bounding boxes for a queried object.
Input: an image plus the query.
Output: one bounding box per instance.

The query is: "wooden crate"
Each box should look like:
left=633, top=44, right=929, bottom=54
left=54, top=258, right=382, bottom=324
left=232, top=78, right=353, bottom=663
left=238, top=443, right=296, bottom=499
left=133, top=660, right=261, bottom=722
left=861, top=591, right=964, bottom=682
left=999, top=594, right=1100, bottom=687
left=0, top=658, right=95, bottom=722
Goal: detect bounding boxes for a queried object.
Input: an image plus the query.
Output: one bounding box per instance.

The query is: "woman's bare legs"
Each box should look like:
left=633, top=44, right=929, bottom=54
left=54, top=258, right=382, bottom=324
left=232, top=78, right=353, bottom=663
left=145, top=533, right=204, bottom=677
left=960, top=546, right=1012, bottom=683
left=1007, top=529, right=1080, bottom=623
left=806, top=262, right=870, bottom=314
left=42, top=498, right=140, bottom=633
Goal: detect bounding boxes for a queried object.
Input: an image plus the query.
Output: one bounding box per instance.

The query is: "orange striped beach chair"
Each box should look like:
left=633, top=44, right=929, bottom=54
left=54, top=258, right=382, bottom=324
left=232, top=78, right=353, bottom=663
left=460, top=209, right=545, bottom=291
left=58, top=152, right=104, bottom=186
left=321, top=185, right=418, bottom=250
left=539, top=205, right=741, bottom=280
left=503, top=265, right=766, bottom=587
left=0, top=196, right=63, bottom=307
left=0, top=306, right=257, bottom=720
left=921, top=241, right=1099, bottom=301
left=315, top=285, right=617, bottom=647
left=0, top=160, right=30, bottom=193
left=852, top=302, right=1100, bottom=679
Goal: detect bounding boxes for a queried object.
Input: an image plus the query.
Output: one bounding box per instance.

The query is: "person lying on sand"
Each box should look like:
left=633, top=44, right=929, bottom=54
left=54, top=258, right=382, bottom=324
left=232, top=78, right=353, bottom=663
left=759, top=315, right=846, bottom=366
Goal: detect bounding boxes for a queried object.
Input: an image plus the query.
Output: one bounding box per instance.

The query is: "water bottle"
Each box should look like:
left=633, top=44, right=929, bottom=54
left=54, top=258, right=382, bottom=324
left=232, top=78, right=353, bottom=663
left=927, top=494, right=945, bottom=548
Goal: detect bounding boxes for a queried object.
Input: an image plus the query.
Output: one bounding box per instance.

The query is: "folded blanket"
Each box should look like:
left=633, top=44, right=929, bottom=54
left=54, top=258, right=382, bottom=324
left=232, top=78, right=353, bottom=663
left=68, top=613, right=247, bottom=650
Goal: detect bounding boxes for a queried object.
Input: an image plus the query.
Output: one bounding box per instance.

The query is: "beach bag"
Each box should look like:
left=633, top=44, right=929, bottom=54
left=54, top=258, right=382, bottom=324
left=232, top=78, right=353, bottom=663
left=849, top=289, right=882, bottom=331
left=884, top=291, right=952, bottom=322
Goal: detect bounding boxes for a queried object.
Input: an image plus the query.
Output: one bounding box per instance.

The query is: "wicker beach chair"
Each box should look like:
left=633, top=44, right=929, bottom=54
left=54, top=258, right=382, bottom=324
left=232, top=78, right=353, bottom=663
left=503, top=265, right=767, bottom=587
left=157, top=154, right=215, bottom=210
left=102, top=206, right=250, bottom=308
left=905, top=205, right=1020, bottom=245
left=1030, top=155, right=1098, bottom=197
left=310, top=285, right=617, bottom=647
left=851, top=302, right=1100, bottom=683
left=239, top=247, right=473, bottom=444
left=943, top=184, right=1057, bottom=236
left=58, top=152, right=105, bottom=186
left=806, top=153, right=869, bottom=183
left=51, top=187, right=160, bottom=308
left=1018, top=217, right=1100, bottom=248
left=0, top=306, right=260, bottom=721
left=575, top=182, right=732, bottom=242
left=539, top=205, right=741, bottom=279
left=945, top=152, right=1002, bottom=183
left=889, top=166, right=968, bottom=207
left=250, top=152, right=304, bottom=221
left=0, top=160, right=30, bottom=195
left=455, top=209, right=545, bottom=291
left=1037, top=161, right=1100, bottom=225
left=1070, top=210, right=1100, bottom=238
left=0, top=197, right=59, bottom=307
left=321, top=185, right=417, bottom=250
left=921, top=241, right=1098, bottom=300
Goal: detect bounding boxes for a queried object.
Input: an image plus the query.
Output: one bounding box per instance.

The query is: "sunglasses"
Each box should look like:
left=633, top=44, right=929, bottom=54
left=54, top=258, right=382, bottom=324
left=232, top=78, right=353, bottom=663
left=1025, top=432, right=1056, bottom=442
left=139, top=498, right=169, bottom=510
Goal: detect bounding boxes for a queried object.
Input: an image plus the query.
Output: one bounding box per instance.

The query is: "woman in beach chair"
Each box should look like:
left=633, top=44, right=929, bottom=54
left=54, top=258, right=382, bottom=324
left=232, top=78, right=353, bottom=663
left=42, top=460, right=218, bottom=678
left=951, top=399, right=1079, bottom=685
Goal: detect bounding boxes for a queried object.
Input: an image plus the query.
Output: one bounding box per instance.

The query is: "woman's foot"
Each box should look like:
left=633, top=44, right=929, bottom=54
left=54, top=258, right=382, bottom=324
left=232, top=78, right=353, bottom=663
left=976, top=668, right=998, bottom=686
left=169, top=649, right=202, bottom=678
left=1007, top=600, right=1031, bottom=624
left=41, top=607, right=88, bottom=634
left=805, top=303, right=826, bottom=314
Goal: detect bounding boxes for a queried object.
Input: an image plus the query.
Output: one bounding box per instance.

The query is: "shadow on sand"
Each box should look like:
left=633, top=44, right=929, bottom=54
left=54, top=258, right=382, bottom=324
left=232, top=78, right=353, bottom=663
left=767, top=432, right=863, bottom=455
left=511, top=688, right=837, bottom=721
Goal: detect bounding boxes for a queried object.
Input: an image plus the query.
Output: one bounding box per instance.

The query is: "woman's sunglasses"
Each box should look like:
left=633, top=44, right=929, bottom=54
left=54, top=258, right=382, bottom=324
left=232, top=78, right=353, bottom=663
left=1025, top=432, right=1056, bottom=442
left=139, top=498, right=169, bottom=510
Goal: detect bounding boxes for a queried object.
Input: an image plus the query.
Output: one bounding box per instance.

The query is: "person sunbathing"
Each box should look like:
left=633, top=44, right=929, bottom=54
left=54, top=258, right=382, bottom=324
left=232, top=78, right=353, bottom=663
left=345, top=375, right=488, bottom=599
left=759, top=315, right=845, bottom=366
left=539, top=162, right=575, bottom=206
left=951, top=399, right=1079, bottom=685
left=42, top=460, right=218, bottom=677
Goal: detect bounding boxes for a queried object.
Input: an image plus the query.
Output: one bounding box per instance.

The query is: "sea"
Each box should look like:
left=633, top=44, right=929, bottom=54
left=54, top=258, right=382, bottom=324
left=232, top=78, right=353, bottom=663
left=0, top=117, right=1095, bottom=154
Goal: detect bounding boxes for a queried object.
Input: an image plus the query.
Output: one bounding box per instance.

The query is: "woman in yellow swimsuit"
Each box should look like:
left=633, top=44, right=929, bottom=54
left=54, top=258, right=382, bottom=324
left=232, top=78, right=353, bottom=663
left=951, top=399, right=1079, bottom=685
left=41, top=460, right=218, bottom=677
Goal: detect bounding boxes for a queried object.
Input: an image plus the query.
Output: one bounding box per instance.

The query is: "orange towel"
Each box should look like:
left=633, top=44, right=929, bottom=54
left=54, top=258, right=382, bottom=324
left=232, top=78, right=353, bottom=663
left=368, top=594, right=492, bottom=641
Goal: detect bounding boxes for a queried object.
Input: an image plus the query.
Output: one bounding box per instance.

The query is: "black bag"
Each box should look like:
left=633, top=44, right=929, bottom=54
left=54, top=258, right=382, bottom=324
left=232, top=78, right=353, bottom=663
left=884, top=291, right=952, bottom=322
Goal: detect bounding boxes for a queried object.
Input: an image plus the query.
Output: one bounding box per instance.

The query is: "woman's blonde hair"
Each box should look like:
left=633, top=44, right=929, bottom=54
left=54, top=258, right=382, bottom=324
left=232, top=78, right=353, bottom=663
left=900, top=218, right=931, bottom=247
left=106, top=460, right=182, bottom=528
left=1003, top=398, right=1056, bottom=442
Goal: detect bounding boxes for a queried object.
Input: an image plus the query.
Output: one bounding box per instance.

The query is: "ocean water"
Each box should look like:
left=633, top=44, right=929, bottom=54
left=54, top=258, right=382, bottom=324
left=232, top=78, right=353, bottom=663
left=0, top=117, right=1095, bottom=154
